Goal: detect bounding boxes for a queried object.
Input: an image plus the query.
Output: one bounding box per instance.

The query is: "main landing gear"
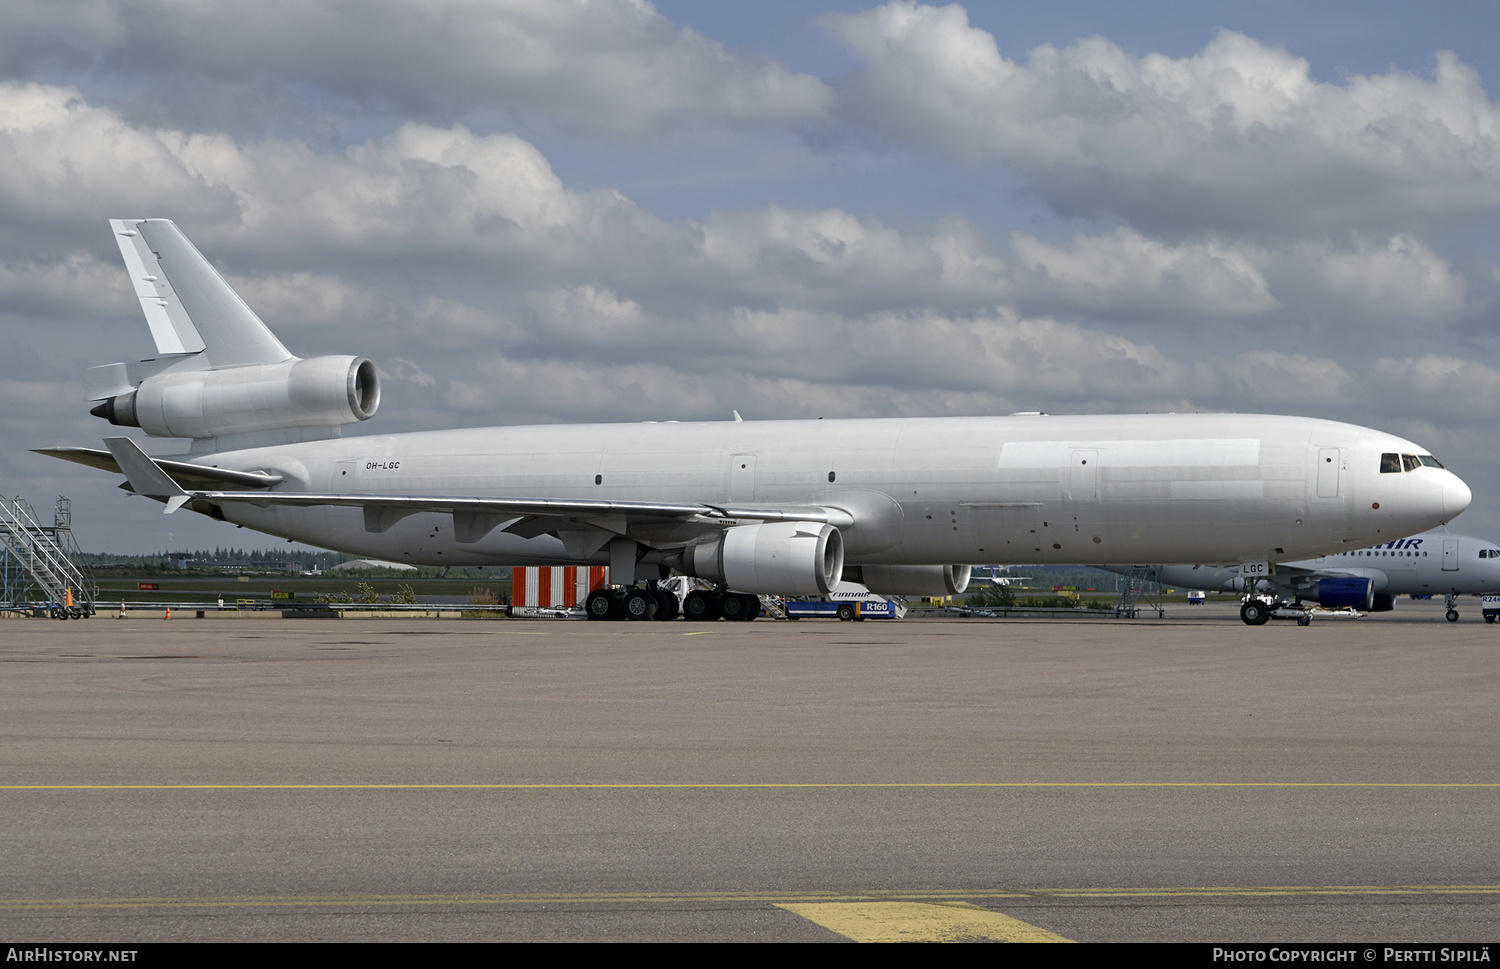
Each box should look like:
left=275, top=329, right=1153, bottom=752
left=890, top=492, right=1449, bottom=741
left=684, top=589, right=760, bottom=622
left=585, top=584, right=758, bottom=622
left=586, top=584, right=680, bottom=622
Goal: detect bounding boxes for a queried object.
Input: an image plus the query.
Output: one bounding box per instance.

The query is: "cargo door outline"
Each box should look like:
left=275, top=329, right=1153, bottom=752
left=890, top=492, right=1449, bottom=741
left=729, top=453, right=757, bottom=503
left=1316, top=448, right=1342, bottom=498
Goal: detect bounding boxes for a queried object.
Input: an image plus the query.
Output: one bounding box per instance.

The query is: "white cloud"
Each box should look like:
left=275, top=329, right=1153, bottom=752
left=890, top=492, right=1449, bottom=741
left=824, top=3, right=1500, bottom=233
left=696, top=206, right=1006, bottom=311
left=0, top=249, right=126, bottom=318
left=1006, top=228, right=1278, bottom=321
left=0, top=82, right=681, bottom=273
left=2, top=0, right=832, bottom=136
left=0, top=80, right=1476, bottom=377
left=1278, top=235, right=1468, bottom=327
left=1367, top=354, right=1500, bottom=424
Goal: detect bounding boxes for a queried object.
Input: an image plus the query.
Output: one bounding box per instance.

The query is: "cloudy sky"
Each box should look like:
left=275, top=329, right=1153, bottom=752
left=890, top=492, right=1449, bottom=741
left=6, top=0, right=1500, bottom=554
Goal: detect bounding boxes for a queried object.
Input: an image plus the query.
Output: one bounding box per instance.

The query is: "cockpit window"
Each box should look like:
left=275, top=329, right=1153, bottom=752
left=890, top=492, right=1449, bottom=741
left=1402, top=454, right=1421, bottom=472
left=1482, top=549, right=1500, bottom=559
left=1380, top=453, right=1401, bottom=474
left=1418, top=454, right=1445, bottom=469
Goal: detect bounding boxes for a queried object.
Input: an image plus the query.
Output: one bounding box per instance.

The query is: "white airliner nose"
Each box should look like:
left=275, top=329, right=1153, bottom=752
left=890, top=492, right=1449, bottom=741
left=1444, top=474, right=1473, bottom=522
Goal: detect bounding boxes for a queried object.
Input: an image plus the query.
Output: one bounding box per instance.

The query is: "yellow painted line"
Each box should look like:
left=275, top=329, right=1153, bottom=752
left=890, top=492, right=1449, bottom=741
left=0, top=782, right=1496, bottom=790
left=0, top=886, right=1494, bottom=914
left=0, top=892, right=1025, bottom=913
left=1035, top=885, right=1500, bottom=899
left=777, top=901, right=1072, bottom=942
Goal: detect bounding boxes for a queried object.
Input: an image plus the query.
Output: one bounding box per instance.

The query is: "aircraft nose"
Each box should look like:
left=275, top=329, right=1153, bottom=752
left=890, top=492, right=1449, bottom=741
left=1444, top=474, right=1472, bottom=522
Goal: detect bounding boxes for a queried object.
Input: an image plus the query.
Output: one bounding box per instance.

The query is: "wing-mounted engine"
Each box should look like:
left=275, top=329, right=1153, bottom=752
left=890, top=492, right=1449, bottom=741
left=91, top=355, right=379, bottom=440
left=1315, top=576, right=1374, bottom=610
left=845, top=564, right=971, bottom=596
left=682, top=522, right=844, bottom=595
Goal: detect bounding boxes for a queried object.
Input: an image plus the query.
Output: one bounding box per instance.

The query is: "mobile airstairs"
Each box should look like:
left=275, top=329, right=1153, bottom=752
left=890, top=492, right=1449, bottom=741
left=0, top=496, right=96, bottom=618
left=1114, top=565, right=1164, bottom=619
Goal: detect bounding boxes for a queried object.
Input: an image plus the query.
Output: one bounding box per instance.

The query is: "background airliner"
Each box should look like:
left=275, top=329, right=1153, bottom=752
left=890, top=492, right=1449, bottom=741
left=37, top=219, right=1473, bottom=620
left=1106, top=530, right=1500, bottom=624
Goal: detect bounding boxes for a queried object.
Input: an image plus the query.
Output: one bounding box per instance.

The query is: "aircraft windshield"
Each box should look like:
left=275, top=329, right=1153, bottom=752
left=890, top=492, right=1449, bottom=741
left=1381, top=452, right=1445, bottom=472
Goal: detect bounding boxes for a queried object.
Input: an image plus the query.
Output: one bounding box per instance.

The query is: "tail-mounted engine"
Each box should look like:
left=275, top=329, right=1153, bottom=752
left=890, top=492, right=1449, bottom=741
left=91, top=355, right=380, bottom=441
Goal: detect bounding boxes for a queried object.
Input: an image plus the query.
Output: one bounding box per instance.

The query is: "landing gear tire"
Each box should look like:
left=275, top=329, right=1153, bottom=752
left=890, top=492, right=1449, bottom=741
left=737, top=593, right=760, bottom=621
left=1446, top=609, right=1460, bottom=623
left=719, top=592, right=759, bottom=621
left=586, top=589, right=620, bottom=621
left=653, top=589, right=679, bottom=621
left=623, top=589, right=658, bottom=621
left=837, top=603, right=856, bottom=622
left=1240, top=600, right=1270, bottom=626
left=684, top=590, right=720, bottom=621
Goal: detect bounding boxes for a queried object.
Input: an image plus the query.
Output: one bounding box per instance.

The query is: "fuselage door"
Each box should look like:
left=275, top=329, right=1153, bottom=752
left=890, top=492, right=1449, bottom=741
left=729, top=453, right=757, bottom=503
left=1443, top=539, right=1459, bottom=571
left=1069, top=450, right=1098, bottom=501
left=1316, top=448, right=1341, bottom=498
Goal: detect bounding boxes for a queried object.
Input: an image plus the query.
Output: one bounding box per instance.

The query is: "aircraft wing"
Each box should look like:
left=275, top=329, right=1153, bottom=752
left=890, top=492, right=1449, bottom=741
left=95, top=437, right=852, bottom=545
left=179, top=490, right=846, bottom=523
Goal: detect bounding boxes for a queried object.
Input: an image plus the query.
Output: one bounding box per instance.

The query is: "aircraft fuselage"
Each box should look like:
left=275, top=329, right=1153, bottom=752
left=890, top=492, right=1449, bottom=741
left=180, top=411, right=1466, bottom=569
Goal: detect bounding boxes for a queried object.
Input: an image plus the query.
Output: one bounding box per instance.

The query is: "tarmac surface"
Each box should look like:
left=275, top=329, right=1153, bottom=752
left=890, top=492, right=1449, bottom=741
left=1, top=600, right=1497, bottom=942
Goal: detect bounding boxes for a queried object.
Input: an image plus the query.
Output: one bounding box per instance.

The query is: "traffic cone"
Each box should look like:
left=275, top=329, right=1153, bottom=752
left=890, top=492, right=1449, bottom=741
left=165, top=606, right=171, bottom=620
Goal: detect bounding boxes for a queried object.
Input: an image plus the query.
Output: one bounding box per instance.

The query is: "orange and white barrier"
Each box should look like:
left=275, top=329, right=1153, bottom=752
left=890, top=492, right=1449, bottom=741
left=512, top=566, right=608, bottom=608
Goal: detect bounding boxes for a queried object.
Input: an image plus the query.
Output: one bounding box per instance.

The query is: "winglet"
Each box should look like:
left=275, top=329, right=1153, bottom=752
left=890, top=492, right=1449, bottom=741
left=103, top=437, right=191, bottom=513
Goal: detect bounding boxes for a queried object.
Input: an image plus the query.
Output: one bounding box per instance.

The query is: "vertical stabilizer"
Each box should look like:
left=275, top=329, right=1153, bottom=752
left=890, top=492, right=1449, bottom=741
left=110, top=219, right=291, bottom=367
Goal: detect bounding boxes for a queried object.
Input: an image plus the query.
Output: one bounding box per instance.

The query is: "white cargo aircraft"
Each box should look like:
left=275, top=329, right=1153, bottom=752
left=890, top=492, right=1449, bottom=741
left=1105, top=531, right=1500, bottom=625
left=38, top=219, right=1473, bottom=621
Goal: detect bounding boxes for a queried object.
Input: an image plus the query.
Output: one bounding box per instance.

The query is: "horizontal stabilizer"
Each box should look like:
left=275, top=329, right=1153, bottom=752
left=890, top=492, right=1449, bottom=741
left=33, top=447, right=283, bottom=489
left=102, top=438, right=191, bottom=513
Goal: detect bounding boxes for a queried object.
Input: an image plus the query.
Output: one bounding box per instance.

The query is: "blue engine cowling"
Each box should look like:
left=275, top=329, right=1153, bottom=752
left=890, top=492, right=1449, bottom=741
left=1317, top=576, right=1375, bottom=610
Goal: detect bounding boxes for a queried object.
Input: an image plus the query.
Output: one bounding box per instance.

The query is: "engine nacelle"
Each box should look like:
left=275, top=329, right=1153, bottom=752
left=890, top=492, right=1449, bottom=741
left=1316, top=576, right=1374, bottom=610
left=845, top=565, right=971, bottom=596
left=685, top=522, right=844, bottom=595
left=92, top=355, right=380, bottom=439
